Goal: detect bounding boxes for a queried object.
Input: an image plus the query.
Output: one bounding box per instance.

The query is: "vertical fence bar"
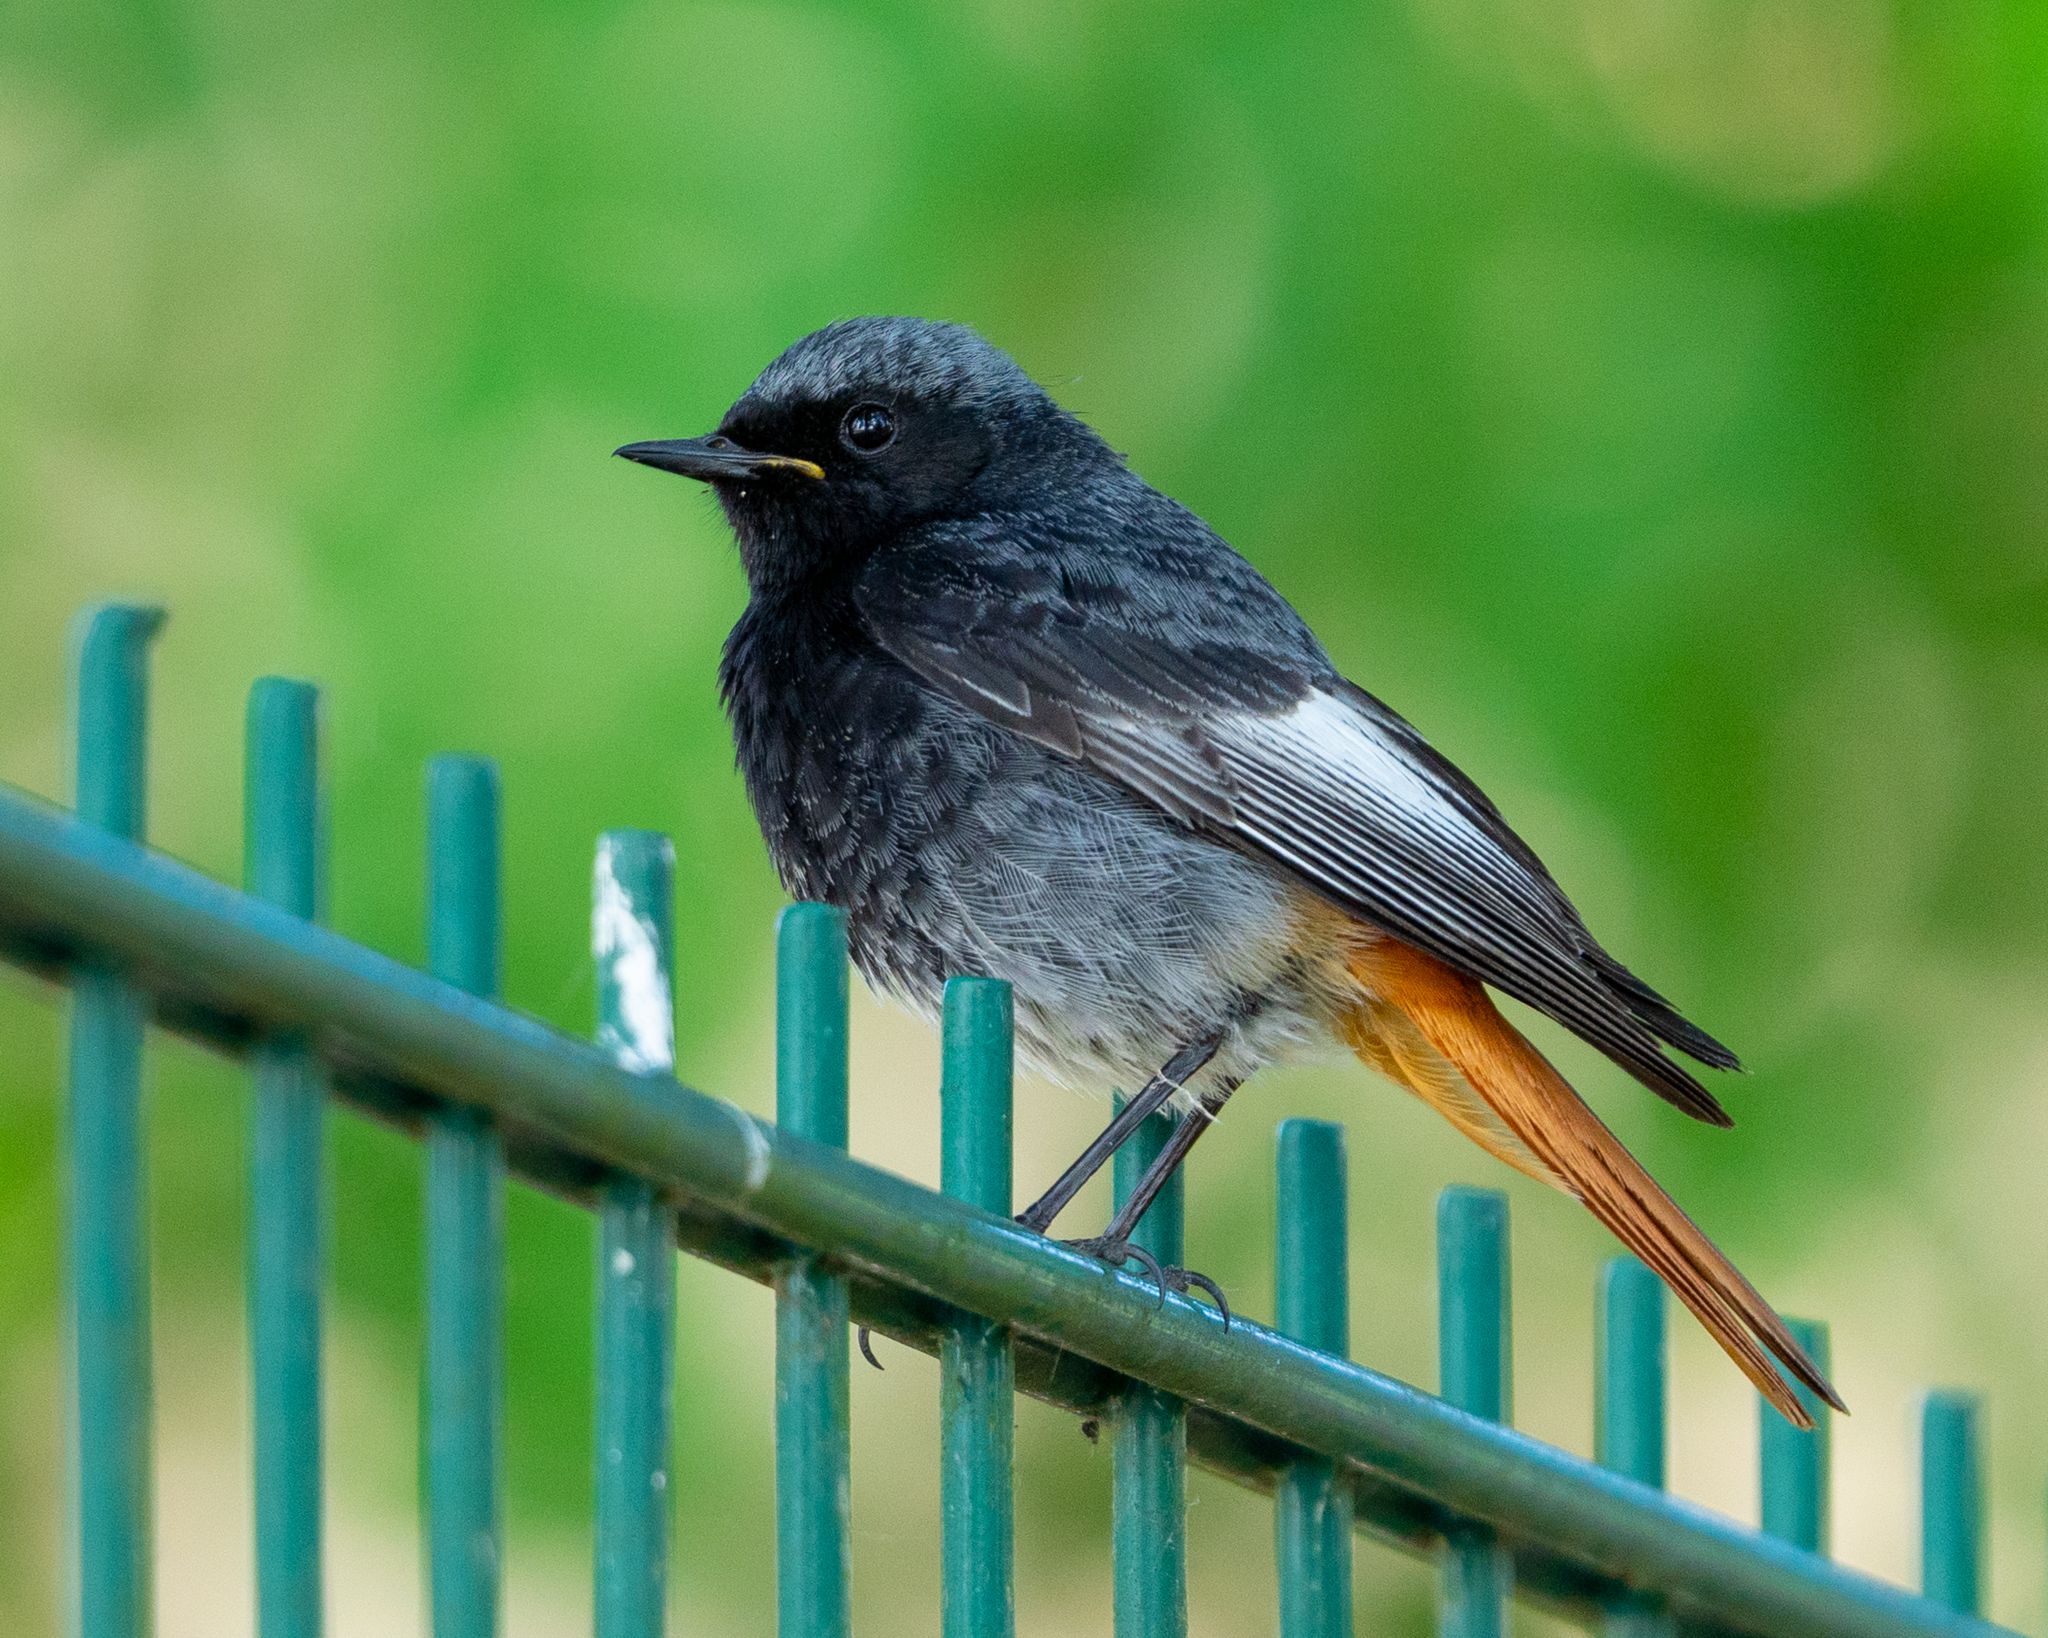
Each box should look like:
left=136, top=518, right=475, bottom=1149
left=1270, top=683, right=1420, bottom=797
left=1760, top=1319, right=1831, bottom=1554
left=246, top=679, right=326, bottom=1638
left=66, top=603, right=163, bottom=1638
left=1437, top=1187, right=1510, bottom=1638
left=1113, top=1102, right=1188, bottom=1637
left=592, top=833, right=678, bottom=1638
left=1596, top=1257, right=1670, bottom=1638
left=424, top=758, right=504, bottom=1638
left=1274, top=1120, right=1352, bottom=1638
left=939, top=977, right=1015, bottom=1638
left=775, top=903, right=852, bottom=1638
left=1921, top=1392, right=1982, bottom=1614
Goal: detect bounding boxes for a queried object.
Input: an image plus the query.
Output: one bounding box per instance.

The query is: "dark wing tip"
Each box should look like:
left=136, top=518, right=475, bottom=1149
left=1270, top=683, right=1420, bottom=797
left=1618, top=1041, right=1735, bottom=1127
left=1591, top=951, right=1743, bottom=1073
left=1661, top=1018, right=1743, bottom=1073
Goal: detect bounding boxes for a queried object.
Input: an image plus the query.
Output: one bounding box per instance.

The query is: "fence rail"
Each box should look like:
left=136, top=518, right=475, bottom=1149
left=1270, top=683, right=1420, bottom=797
left=0, top=605, right=2019, bottom=1638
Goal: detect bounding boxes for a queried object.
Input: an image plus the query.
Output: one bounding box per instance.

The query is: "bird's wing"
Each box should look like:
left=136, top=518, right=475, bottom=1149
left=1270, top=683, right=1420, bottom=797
left=853, top=516, right=1737, bottom=1120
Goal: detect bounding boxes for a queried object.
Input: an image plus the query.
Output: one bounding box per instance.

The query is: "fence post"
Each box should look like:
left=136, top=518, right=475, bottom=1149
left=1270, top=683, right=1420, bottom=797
left=592, top=832, right=678, bottom=1638
left=246, top=678, right=326, bottom=1638
left=1437, top=1187, right=1510, bottom=1638
left=1760, top=1319, right=1831, bottom=1555
left=775, top=903, right=852, bottom=1638
left=1113, top=1102, right=1189, bottom=1637
left=939, top=977, right=1015, bottom=1638
left=1274, top=1119, right=1352, bottom=1638
left=1596, top=1257, right=1670, bottom=1638
left=66, top=602, right=163, bottom=1638
left=424, top=757, right=504, bottom=1638
left=1921, top=1392, right=1982, bottom=1615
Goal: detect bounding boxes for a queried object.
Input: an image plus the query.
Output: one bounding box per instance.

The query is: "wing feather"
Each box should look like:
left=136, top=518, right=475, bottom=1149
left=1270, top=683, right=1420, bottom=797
left=854, top=519, right=1738, bottom=1118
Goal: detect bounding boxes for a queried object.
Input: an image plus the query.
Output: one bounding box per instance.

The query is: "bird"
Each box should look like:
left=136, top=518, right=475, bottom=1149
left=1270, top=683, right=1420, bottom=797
left=617, top=315, right=1843, bottom=1427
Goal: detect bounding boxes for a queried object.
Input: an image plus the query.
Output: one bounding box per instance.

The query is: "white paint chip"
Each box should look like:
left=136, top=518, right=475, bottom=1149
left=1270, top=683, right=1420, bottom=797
left=728, top=1103, right=772, bottom=1193
left=610, top=1246, right=635, bottom=1278
left=593, top=836, right=675, bottom=1075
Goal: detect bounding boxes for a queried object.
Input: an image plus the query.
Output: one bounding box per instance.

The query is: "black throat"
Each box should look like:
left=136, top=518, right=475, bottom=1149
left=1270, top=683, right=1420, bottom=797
left=717, top=576, right=925, bottom=910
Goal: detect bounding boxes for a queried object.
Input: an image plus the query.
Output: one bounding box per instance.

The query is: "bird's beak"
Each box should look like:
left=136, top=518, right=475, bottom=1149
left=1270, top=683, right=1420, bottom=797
left=614, top=435, right=825, bottom=483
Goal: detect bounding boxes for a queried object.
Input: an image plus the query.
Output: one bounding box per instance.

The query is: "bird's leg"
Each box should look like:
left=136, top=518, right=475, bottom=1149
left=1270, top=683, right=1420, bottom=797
left=1064, top=1075, right=1242, bottom=1325
left=862, top=1033, right=1224, bottom=1373
left=1091, top=1082, right=1235, bottom=1245
left=865, top=1034, right=1224, bottom=1374
left=1014, top=1031, right=1224, bottom=1234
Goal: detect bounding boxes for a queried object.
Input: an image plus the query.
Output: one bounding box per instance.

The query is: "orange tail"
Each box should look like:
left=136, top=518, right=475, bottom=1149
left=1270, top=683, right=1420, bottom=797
left=1348, top=937, right=1843, bottom=1428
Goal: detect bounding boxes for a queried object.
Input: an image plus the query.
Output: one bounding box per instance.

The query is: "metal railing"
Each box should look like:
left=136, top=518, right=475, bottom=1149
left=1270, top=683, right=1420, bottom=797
left=0, top=604, right=2018, bottom=1638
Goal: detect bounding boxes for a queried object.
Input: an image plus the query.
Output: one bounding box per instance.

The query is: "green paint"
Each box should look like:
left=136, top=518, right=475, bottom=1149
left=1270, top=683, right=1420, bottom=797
left=1438, top=1188, right=1510, bottom=1638
left=1113, top=1101, right=1188, bottom=1638
left=938, top=977, right=1015, bottom=1638
left=1761, top=1319, right=1832, bottom=1555
left=595, top=1179, right=676, bottom=1638
left=1597, top=1258, right=1671, bottom=1638
left=1274, top=1120, right=1352, bottom=1638
left=774, top=903, right=851, bottom=1638
left=1596, top=1258, right=1665, bottom=1488
left=593, top=832, right=677, bottom=1638
left=1921, top=1394, right=1982, bottom=1615
left=246, top=678, right=326, bottom=1638
left=65, top=603, right=162, bottom=1638
left=423, top=757, right=504, bottom=1638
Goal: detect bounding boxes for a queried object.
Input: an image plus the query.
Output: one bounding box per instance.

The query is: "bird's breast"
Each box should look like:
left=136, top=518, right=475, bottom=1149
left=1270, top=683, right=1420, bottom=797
left=720, top=599, right=1351, bottom=1093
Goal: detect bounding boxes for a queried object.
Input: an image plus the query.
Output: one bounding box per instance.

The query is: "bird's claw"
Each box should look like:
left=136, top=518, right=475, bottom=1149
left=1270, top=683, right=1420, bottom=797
left=1173, top=1266, right=1232, bottom=1326
left=1062, top=1233, right=1166, bottom=1297
left=1059, top=1235, right=1232, bottom=1329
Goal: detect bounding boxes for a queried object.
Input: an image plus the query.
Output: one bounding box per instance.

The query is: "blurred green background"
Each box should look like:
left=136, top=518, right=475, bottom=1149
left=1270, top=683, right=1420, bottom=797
left=3, top=0, right=2045, bottom=1631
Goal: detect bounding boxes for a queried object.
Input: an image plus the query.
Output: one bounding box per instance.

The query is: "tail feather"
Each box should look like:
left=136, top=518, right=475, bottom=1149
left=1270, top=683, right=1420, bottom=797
left=1350, top=939, right=1843, bottom=1428
left=1341, top=1000, right=1559, bottom=1188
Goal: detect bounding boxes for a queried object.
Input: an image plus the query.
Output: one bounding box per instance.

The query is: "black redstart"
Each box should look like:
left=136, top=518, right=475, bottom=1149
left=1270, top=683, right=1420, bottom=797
left=618, top=316, right=1841, bottom=1425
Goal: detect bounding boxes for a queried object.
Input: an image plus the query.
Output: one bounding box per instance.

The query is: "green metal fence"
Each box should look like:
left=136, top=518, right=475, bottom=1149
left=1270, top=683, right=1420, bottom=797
left=0, top=602, right=2021, bottom=1638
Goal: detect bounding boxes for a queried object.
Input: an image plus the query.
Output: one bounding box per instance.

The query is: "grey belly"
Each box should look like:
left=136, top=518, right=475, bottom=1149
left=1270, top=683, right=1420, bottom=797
left=842, top=729, right=1337, bottom=1102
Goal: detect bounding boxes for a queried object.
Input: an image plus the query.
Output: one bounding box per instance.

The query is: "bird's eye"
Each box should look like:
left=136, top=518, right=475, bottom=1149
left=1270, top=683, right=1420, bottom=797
left=839, top=402, right=897, bottom=454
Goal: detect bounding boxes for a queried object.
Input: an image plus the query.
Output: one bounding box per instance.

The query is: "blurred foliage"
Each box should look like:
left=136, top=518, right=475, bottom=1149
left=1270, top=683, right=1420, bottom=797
left=3, top=0, right=2046, bottom=1632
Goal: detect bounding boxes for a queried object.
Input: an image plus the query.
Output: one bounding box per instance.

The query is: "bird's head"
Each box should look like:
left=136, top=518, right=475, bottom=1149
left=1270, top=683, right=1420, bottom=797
left=618, top=316, right=1114, bottom=591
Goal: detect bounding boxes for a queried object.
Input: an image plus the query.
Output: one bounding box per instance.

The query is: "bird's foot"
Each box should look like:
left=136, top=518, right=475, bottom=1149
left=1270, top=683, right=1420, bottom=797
left=1060, top=1234, right=1231, bottom=1329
